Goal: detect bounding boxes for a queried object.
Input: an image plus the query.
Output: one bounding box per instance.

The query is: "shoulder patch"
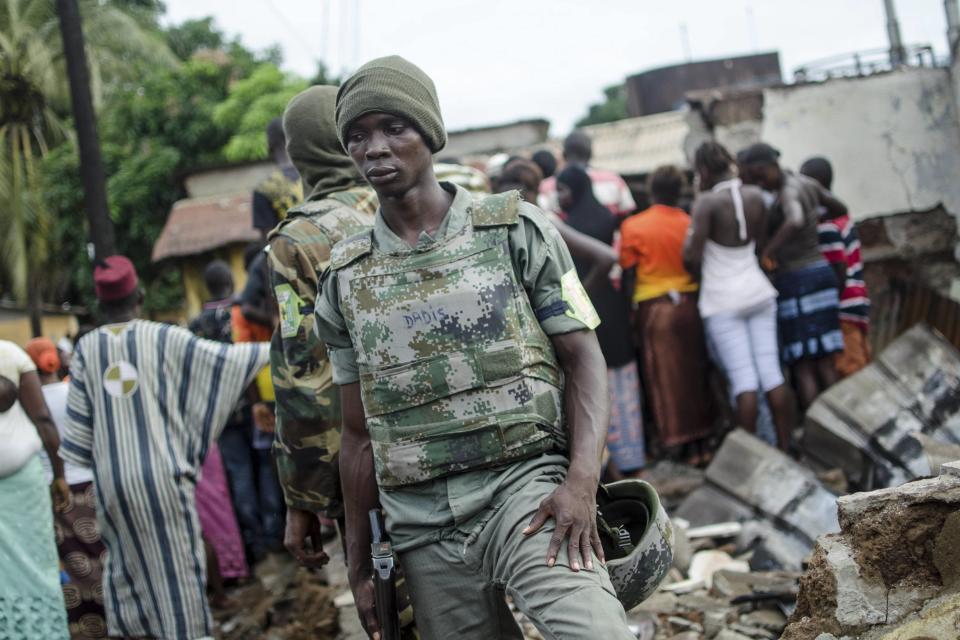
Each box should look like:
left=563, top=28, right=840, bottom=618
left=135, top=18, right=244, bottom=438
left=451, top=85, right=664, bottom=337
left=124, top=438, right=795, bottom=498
left=329, top=231, right=373, bottom=270
left=471, top=190, right=521, bottom=228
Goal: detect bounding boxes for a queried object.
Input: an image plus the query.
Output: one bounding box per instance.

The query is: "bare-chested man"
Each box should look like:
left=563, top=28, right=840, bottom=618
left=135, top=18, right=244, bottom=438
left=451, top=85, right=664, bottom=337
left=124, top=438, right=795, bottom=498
left=738, top=143, right=847, bottom=410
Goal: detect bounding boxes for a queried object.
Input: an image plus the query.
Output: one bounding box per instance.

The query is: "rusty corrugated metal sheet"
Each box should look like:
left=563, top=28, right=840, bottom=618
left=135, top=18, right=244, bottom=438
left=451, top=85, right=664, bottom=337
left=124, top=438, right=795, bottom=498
left=151, top=194, right=260, bottom=262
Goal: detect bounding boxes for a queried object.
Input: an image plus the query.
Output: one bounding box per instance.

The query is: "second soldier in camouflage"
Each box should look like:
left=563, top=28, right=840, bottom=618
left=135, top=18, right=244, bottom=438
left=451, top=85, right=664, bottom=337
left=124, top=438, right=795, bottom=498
left=267, top=85, right=378, bottom=562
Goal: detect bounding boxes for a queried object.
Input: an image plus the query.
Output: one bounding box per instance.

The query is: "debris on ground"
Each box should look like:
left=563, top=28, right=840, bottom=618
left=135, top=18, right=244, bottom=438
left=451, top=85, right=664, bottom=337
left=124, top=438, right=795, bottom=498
left=214, top=552, right=339, bottom=639
left=213, top=326, right=960, bottom=639
left=782, top=460, right=960, bottom=640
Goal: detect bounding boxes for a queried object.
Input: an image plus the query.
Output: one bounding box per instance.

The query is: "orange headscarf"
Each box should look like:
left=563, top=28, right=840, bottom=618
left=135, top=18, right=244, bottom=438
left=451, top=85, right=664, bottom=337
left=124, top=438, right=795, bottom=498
left=25, top=337, right=61, bottom=374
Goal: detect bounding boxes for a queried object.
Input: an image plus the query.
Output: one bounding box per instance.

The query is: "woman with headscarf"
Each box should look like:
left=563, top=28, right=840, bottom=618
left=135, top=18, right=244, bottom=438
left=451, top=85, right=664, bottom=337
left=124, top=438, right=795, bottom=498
left=26, top=337, right=109, bottom=638
left=556, top=166, right=646, bottom=477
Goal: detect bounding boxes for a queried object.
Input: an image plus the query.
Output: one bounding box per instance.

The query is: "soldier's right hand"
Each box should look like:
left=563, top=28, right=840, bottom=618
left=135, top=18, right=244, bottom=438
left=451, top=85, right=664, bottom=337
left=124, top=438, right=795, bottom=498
left=284, top=508, right=330, bottom=568
left=351, top=576, right=381, bottom=640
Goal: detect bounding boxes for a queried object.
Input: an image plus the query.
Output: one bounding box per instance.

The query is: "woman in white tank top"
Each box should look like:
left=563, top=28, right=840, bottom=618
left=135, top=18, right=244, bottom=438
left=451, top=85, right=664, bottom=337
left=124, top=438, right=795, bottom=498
left=683, top=142, right=795, bottom=452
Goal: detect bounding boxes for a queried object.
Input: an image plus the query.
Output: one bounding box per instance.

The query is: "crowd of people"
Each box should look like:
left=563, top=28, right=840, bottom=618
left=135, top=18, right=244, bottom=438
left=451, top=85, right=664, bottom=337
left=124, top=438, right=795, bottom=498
left=485, top=131, right=868, bottom=467
left=0, top=54, right=872, bottom=640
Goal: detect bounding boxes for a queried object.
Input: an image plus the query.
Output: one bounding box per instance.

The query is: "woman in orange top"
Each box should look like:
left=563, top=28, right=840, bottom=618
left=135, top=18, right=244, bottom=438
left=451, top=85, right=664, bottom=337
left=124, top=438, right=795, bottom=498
left=620, top=166, right=712, bottom=462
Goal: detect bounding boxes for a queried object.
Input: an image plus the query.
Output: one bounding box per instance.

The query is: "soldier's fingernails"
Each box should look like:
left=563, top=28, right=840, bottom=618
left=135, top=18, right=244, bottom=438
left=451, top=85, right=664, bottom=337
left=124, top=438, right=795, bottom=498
left=571, top=560, right=580, bottom=571
left=522, top=526, right=531, bottom=535
left=547, top=557, right=556, bottom=567
left=586, top=559, right=594, bottom=570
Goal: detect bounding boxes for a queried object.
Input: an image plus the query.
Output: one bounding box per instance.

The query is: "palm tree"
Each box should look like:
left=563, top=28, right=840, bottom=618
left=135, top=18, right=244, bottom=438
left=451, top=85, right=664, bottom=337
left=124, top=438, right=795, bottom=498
left=0, top=0, right=172, bottom=334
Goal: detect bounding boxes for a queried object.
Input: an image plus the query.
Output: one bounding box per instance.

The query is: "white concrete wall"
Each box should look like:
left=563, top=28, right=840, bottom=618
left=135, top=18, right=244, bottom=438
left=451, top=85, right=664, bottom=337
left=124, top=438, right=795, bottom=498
left=761, top=68, right=960, bottom=221
left=444, top=121, right=549, bottom=158
left=582, top=110, right=691, bottom=175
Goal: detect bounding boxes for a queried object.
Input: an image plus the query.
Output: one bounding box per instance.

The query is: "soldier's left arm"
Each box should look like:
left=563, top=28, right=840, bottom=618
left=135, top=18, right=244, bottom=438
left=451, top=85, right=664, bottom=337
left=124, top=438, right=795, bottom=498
left=512, top=203, right=608, bottom=572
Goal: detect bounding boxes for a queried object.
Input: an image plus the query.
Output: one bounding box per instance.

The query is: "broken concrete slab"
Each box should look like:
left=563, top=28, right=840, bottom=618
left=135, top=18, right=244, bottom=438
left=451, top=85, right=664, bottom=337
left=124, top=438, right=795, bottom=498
left=804, top=324, right=960, bottom=490
left=704, top=429, right=840, bottom=544
left=783, top=464, right=960, bottom=640
left=676, top=430, right=839, bottom=571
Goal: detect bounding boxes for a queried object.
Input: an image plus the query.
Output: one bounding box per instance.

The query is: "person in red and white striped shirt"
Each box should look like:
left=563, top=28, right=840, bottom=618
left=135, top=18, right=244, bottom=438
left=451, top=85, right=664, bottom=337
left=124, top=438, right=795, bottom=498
left=802, top=157, right=872, bottom=377
left=538, top=131, right=637, bottom=221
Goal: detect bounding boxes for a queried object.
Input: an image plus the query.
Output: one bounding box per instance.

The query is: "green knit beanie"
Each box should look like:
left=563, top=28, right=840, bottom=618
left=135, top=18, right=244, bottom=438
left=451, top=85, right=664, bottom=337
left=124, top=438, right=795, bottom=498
left=336, top=55, right=447, bottom=153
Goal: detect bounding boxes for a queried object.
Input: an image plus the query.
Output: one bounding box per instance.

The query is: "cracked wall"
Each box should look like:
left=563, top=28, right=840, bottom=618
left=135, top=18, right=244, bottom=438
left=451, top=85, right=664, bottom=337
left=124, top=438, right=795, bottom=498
left=760, top=68, right=960, bottom=222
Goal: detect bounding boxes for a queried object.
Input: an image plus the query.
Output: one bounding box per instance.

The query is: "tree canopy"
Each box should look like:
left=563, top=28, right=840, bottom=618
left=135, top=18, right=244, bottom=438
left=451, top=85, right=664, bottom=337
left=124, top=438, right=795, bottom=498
left=576, top=83, right=629, bottom=127
left=1, top=5, right=330, bottom=318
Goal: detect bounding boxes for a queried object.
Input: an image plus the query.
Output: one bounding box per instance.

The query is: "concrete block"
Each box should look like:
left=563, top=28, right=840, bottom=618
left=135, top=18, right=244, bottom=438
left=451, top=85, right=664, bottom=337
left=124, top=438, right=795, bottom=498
left=705, top=429, right=839, bottom=544
left=804, top=324, right=960, bottom=490
left=820, top=537, right=891, bottom=627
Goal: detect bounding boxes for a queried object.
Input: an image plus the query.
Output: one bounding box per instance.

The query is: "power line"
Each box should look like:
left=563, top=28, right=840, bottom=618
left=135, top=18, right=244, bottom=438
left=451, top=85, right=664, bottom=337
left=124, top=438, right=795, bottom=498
left=259, top=0, right=321, bottom=68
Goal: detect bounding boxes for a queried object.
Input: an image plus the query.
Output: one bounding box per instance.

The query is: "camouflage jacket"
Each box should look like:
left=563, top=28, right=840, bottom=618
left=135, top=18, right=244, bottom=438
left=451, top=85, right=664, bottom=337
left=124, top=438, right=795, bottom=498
left=267, top=186, right=378, bottom=513
left=326, top=190, right=570, bottom=488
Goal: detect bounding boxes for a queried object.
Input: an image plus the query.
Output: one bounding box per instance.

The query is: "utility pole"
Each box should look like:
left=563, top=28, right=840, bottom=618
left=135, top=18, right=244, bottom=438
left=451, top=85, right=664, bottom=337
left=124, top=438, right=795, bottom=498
left=883, top=0, right=907, bottom=67
left=946, top=0, right=960, bottom=61
left=56, top=0, right=115, bottom=261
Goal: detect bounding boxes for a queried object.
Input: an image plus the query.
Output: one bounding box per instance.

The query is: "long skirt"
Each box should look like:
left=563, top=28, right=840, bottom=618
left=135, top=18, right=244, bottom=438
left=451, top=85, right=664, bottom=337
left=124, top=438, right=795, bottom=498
left=196, top=443, right=249, bottom=579
left=54, top=481, right=107, bottom=639
left=0, top=456, right=69, bottom=639
left=635, top=293, right=712, bottom=448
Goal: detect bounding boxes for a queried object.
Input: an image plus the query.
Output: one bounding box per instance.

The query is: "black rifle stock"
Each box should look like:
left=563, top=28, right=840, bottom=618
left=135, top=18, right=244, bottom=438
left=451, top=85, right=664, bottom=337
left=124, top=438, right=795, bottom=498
left=369, top=509, right=400, bottom=640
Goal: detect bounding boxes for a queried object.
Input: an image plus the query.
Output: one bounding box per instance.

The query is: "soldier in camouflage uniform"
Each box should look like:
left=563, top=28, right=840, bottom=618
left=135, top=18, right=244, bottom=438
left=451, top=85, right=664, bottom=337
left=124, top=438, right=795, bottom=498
left=315, top=56, right=634, bottom=640
left=267, top=85, right=379, bottom=563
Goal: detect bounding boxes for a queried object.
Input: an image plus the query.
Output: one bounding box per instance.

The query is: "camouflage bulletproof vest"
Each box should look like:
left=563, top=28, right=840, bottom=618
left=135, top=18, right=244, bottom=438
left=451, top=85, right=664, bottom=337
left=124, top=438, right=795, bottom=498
left=330, top=191, right=567, bottom=488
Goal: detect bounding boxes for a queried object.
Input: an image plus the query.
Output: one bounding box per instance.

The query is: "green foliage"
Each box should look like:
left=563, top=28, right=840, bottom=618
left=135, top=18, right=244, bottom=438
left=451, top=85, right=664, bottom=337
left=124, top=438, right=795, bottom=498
left=577, top=84, right=629, bottom=127
left=44, top=53, right=244, bottom=314
left=214, top=64, right=307, bottom=162
left=4, top=6, right=323, bottom=316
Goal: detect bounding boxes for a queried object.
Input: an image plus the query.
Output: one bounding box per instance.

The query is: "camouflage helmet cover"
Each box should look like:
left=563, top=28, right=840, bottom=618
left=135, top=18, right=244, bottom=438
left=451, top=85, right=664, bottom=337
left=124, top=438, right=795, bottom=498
left=597, top=479, right=673, bottom=610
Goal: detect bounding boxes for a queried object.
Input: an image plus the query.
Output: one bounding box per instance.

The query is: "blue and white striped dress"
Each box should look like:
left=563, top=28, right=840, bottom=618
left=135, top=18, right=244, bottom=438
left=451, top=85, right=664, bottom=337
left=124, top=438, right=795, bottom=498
left=60, top=320, right=268, bottom=640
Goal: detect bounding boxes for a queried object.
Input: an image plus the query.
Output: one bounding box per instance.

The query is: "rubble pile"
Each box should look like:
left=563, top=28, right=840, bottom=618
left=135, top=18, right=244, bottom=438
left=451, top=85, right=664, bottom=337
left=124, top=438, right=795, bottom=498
left=215, top=323, right=960, bottom=640
left=215, top=554, right=339, bottom=640
left=782, top=462, right=960, bottom=640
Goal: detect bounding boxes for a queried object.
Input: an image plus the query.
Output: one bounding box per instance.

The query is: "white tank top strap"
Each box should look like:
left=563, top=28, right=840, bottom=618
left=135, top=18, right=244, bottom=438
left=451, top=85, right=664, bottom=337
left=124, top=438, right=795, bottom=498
left=711, top=177, right=747, bottom=241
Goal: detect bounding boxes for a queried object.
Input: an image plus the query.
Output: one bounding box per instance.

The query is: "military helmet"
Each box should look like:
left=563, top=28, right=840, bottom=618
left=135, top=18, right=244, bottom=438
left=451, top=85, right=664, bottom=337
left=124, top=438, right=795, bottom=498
left=597, top=479, right=673, bottom=611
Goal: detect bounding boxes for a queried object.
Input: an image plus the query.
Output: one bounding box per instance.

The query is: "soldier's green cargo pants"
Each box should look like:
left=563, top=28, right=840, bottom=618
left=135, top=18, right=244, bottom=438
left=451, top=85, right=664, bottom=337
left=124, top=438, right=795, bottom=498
left=397, top=471, right=634, bottom=639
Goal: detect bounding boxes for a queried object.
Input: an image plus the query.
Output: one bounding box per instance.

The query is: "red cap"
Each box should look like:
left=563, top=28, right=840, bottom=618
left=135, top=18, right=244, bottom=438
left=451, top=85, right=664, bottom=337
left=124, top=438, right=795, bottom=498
left=94, top=255, right=139, bottom=302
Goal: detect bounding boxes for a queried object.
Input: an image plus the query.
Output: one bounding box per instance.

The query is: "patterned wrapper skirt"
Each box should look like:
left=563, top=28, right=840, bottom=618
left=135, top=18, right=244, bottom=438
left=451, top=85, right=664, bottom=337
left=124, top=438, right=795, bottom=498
left=54, top=481, right=108, bottom=640
left=606, top=361, right=646, bottom=472
left=0, top=456, right=69, bottom=639
left=774, top=261, right=845, bottom=365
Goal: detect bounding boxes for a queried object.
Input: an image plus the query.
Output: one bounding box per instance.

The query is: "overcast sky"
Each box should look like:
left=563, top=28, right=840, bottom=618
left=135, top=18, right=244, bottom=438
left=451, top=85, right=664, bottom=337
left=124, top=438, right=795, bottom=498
left=162, top=0, right=951, bottom=134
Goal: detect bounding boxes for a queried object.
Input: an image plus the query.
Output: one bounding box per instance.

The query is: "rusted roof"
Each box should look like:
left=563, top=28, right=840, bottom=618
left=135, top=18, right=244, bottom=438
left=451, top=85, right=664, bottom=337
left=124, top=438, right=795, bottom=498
left=152, top=193, right=259, bottom=262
